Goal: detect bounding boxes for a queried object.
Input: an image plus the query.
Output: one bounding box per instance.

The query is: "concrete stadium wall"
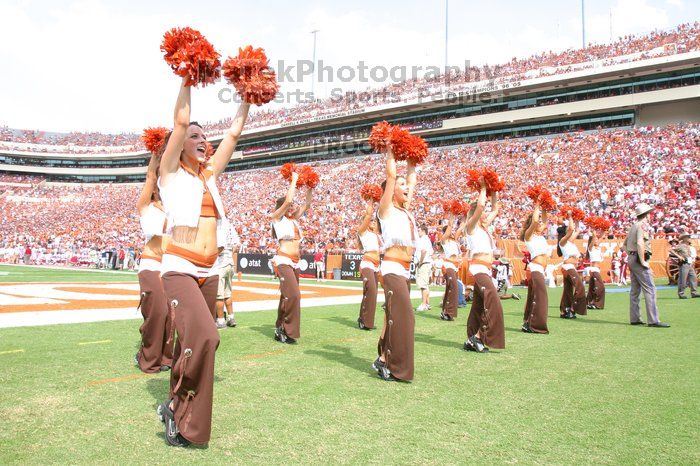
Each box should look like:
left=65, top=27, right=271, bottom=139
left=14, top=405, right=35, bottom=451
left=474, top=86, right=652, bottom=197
left=637, top=98, right=700, bottom=126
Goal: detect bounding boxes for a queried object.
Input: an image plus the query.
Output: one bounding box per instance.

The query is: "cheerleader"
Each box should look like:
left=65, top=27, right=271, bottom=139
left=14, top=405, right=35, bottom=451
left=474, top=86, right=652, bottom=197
left=520, top=204, right=550, bottom=334
left=611, top=248, right=622, bottom=285
left=270, top=171, right=313, bottom=343
left=156, top=77, right=250, bottom=447
left=357, top=199, right=381, bottom=330
left=135, top=149, right=173, bottom=372
left=557, top=214, right=587, bottom=318
left=464, top=183, right=505, bottom=353
left=373, top=146, right=418, bottom=382
left=439, top=213, right=466, bottom=321
left=586, top=231, right=605, bottom=309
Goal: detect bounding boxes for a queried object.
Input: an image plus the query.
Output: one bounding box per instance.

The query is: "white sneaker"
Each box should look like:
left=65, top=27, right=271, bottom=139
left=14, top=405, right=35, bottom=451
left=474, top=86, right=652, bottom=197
left=416, top=304, right=428, bottom=312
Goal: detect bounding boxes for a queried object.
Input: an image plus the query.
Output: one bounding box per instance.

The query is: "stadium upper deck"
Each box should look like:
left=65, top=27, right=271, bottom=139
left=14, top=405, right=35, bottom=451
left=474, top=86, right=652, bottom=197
left=1, top=24, right=699, bottom=182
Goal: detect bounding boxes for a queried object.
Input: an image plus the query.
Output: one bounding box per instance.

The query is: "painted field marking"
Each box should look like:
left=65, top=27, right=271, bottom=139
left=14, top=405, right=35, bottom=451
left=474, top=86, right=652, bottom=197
left=0, top=349, right=24, bottom=355
left=241, top=348, right=287, bottom=360
left=78, top=339, right=112, bottom=346
left=88, top=373, right=150, bottom=386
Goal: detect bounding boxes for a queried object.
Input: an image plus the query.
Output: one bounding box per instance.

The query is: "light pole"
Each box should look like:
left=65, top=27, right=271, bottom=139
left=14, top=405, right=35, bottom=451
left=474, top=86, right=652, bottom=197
left=444, top=0, right=449, bottom=70
left=581, top=0, right=586, bottom=48
left=311, top=29, right=320, bottom=99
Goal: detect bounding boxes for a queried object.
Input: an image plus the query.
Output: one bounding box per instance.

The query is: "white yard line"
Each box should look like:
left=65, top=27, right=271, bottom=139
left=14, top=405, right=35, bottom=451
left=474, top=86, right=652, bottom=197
left=0, top=289, right=441, bottom=328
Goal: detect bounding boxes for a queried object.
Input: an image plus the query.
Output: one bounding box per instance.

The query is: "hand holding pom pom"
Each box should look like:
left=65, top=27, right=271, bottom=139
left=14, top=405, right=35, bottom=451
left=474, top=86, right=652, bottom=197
left=559, top=206, right=586, bottom=222
left=526, top=185, right=557, bottom=211
left=298, top=166, right=319, bottom=189
left=142, top=127, right=169, bottom=155
left=467, top=168, right=503, bottom=194
left=368, top=121, right=429, bottom=164
left=585, top=216, right=612, bottom=232
left=361, top=184, right=383, bottom=203
left=161, top=27, right=221, bottom=87
left=223, top=46, right=279, bottom=105
left=280, top=163, right=296, bottom=182
left=368, top=121, right=394, bottom=153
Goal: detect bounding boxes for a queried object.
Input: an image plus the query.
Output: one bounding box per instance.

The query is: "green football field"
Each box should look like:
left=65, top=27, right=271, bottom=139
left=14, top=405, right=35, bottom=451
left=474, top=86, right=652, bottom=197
left=0, top=265, right=697, bottom=464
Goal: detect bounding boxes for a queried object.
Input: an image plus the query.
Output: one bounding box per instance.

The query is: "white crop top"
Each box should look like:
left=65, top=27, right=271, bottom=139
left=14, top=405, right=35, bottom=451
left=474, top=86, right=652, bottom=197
left=526, top=235, right=551, bottom=258
left=140, top=203, right=167, bottom=243
left=359, top=231, right=380, bottom=252
left=273, top=216, right=303, bottom=242
left=442, top=239, right=460, bottom=258
left=158, top=167, right=226, bottom=229
left=467, top=226, right=495, bottom=258
left=560, top=240, right=581, bottom=260
left=588, top=246, right=603, bottom=263
left=379, top=207, right=418, bottom=250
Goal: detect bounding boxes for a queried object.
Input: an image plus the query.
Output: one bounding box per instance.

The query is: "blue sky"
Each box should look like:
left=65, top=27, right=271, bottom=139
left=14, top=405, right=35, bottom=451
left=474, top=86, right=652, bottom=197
left=0, top=0, right=697, bottom=133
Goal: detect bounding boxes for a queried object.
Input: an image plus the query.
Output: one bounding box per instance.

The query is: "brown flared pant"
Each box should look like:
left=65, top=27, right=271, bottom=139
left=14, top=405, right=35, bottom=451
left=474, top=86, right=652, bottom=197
left=162, top=272, right=220, bottom=445
left=276, top=264, right=301, bottom=339
left=467, top=273, right=505, bottom=349
left=441, top=268, right=459, bottom=319
left=523, top=271, right=549, bottom=334
left=137, top=270, right=174, bottom=373
left=377, top=273, right=414, bottom=381
left=561, top=268, right=587, bottom=315
left=359, top=267, right=378, bottom=329
left=587, top=271, right=605, bottom=309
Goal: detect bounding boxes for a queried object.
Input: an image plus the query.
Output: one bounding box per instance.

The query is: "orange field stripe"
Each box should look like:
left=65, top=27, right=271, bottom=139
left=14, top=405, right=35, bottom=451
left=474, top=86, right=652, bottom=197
left=88, top=373, right=151, bottom=386
left=241, top=348, right=287, bottom=360
left=56, top=286, right=137, bottom=296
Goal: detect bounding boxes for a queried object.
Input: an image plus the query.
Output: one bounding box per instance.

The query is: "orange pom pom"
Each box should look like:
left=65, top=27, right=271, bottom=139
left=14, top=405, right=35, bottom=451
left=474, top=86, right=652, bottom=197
left=298, top=165, right=319, bottom=189
left=368, top=121, right=393, bottom=153
left=585, top=216, right=612, bottom=232
left=441, top=199, right=468, bottom=216
left=482, top=168, right=505, bottom=195
left=539, top=191, right=557, bottom=212
left=466, top=168, right=503, bottom=194
left=560, top=206, right=586, bottom=221
left=222, top=46, right=279, bottom=105
left=280, top=163, right=296, bottom=181
left=161, top=27, right=221, bottom=87
left=526, top=184, right=557, bottom=211
left=361, top=184, right=383, bottom=202
left=368, top=122, right=429, bottom=164
left=142, top=127, right=168, bottom=155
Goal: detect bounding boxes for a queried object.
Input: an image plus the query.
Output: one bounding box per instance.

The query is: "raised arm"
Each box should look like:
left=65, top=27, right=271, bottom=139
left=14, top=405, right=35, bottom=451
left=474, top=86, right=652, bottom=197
left=404, top=159, right=417, bottom=210
left=466, top=180, right=487, bottom=234
left=439, top=213, right=455, bottom=242
left=136, top=155, right=159, bottom=215
left=270, top=172, right=298, bottom=221
left=454, top=214, right=469, bottom=240
left=160, top=77, right=191, bottom=182
left=211, top=102, right=251, bottom=177
left=524, top=204, right=541, bottom=241
left=484, top=192, right=500, bottom=227
left=358, top=200, right=374, bottom=234
left=559, top=214, right=577, bottom=246
left=294, top=187, right=313, bottom=220
left=378, top=146, right=396, bottom=220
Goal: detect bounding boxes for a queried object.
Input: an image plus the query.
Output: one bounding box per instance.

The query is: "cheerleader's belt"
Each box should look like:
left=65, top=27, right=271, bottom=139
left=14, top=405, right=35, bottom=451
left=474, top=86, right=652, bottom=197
left=164, top=244, right=217, bottom=268
left=362, top=254, right=380, bottom=268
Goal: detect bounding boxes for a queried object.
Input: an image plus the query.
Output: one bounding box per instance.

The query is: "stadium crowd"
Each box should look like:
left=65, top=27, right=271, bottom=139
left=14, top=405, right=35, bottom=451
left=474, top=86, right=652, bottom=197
left=1, top=22, right=697, bottom=153
left=0, top=124, right=697, bottom=266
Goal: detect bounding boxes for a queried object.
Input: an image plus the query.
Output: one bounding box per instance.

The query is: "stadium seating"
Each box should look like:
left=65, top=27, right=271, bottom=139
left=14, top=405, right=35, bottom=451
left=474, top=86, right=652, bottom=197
left=1, top=124, right=697, bottom=266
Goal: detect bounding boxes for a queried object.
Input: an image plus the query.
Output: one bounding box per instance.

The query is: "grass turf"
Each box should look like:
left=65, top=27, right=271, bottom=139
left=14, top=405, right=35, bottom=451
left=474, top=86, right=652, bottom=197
left=0, top=269, right=698, bottom=464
